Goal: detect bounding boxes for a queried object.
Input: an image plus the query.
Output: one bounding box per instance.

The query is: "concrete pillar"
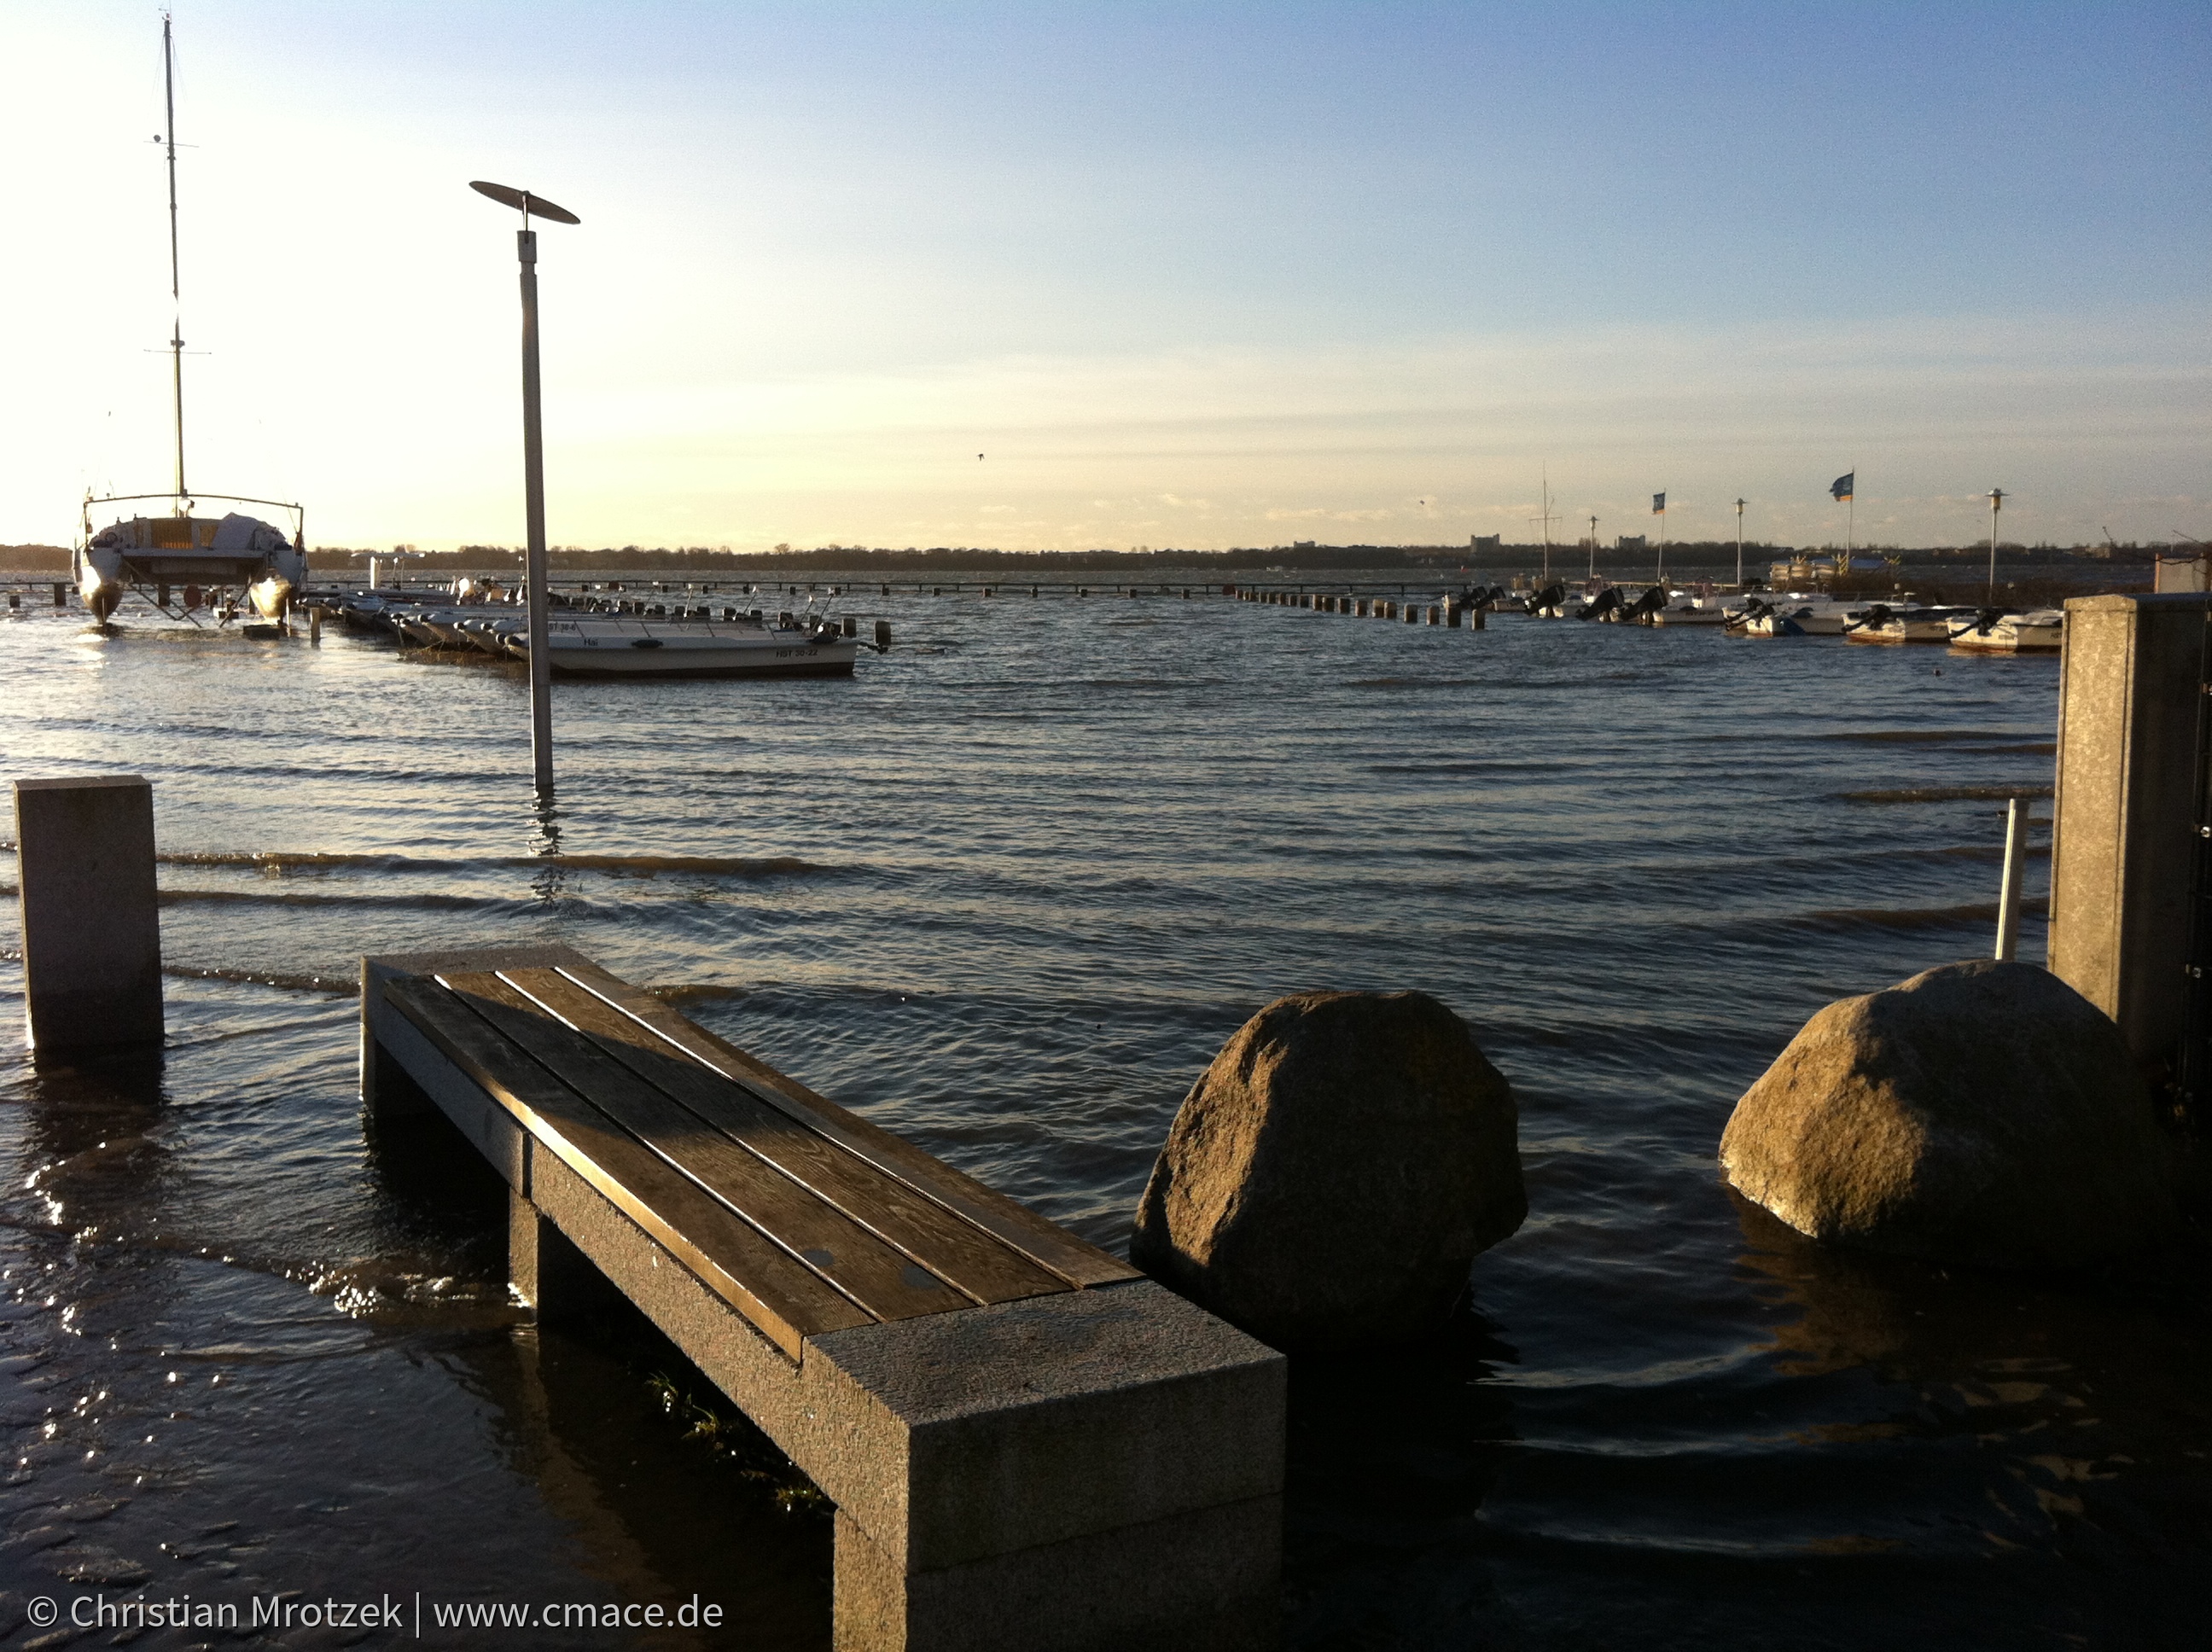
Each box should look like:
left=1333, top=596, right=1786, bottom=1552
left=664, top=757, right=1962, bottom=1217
left=14, top=777, right=164, bottom=1051
left=2049, top=593, right=2210, bottom=1080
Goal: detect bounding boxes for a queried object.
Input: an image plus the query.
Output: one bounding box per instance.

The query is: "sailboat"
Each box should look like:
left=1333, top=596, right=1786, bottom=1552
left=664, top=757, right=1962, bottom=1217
left=73, top=15, right=306, bottom=629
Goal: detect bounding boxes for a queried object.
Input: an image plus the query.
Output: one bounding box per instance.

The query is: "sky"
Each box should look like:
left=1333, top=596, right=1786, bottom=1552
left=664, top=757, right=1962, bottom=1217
left=3, top=1, right=2206, bottom=553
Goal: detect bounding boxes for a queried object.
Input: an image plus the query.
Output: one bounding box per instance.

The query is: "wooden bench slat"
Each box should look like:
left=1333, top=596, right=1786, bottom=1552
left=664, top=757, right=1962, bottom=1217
left=383, top=976, right=868, bottom=1358
left=498, top=967, right=1073, bottom=1309
left=553, top=962, right=1144, bottom=1290
left=441, top=971, right=974, bottom=1325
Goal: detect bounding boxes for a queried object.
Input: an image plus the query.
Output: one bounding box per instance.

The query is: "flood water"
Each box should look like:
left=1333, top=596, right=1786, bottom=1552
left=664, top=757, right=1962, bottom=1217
left=1, top=573, right=2203, bottom=1649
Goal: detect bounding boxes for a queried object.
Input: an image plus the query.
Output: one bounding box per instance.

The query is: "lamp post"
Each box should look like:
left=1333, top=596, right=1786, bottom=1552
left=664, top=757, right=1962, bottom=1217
left=1987, top=488, right=2005, bottom=602
left=470, top=179, right=580, bottom=797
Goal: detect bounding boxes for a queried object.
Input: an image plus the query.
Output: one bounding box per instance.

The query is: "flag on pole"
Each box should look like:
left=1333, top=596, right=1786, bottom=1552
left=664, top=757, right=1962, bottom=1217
left=1652, top=492, right=1666, bottom=514
left=1830, top=473, right=1854, bottom=502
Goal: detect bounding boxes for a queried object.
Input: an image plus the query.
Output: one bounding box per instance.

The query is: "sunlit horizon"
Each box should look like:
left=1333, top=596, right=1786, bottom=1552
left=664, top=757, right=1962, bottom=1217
left=4, top=2, right=2205, bottom=554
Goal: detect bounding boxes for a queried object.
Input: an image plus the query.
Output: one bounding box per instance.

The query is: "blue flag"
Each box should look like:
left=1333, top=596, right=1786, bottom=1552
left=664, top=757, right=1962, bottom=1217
left=1651, top=492, right=1666, bottom=514
left=1831, top=472, right=1854, bottom=502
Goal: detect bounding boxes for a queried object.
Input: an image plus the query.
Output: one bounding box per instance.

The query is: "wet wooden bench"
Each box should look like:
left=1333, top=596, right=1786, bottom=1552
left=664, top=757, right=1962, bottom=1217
left=361, top=945, right=1283, bottom=1651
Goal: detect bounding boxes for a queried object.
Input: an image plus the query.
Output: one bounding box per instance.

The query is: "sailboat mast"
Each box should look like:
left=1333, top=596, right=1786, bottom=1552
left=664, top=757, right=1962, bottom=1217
left=163, top=14, right=187, bottom=509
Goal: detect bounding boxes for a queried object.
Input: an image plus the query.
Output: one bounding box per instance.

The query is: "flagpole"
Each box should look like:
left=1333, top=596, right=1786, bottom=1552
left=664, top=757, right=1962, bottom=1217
left=1735, top=497, right=1745, bottom=588
left=1848, top=463, right=1855, bottom=554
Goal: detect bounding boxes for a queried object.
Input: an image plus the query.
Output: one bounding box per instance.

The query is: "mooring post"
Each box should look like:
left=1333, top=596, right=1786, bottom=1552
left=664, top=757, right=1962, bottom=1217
left=13, top=777, right=164, bottom=1052
left=52, top=583, right=67, bottom=608
left=2049, top=593, right=2212, bottom=1083
left=1995, top=796, right=2028, bottom=963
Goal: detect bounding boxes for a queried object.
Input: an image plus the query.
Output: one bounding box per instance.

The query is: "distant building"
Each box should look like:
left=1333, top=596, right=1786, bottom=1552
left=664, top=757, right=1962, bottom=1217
left=1293, top=539, right=1317, bottom=549
left=1470, top=534, right=1502, bottom=552
left=1616, top=534, right=1647, bottom=553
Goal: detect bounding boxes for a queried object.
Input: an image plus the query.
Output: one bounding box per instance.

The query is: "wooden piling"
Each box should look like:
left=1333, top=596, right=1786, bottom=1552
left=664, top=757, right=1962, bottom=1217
left=874, top=620, right=893, bottom=651
left=309, top=608, right=323, bottom=645
left=52, top=584, right=67, bottom=608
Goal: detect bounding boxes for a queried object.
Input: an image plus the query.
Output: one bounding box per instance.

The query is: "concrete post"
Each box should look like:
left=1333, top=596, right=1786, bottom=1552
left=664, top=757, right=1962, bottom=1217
left=14, top=777, right=164, bottom=1051
left=2049, top=593, right=2210, bottom=1079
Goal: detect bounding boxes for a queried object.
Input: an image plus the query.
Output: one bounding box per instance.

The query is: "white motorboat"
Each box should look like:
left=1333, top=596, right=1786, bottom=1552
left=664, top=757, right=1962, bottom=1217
left=1724, top=592, right=1871, bottom=636
left=1650, top=588, right=1734, bottom=625
left=510, top=612, right=859, bottom=678
left=74, top=20, right=306, bottom=629
left=1842, top=603, right=1967, bottom=644
left=1725, top=597, right=1813, bottom=636
left=1948, top=608, right=2064, bottom=652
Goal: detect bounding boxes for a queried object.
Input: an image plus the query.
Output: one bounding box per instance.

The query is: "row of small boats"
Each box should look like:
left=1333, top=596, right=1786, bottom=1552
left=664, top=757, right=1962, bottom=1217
left=310, top=585, right=860, bottom=677
left=1488, top=583, right=2062, bottom=651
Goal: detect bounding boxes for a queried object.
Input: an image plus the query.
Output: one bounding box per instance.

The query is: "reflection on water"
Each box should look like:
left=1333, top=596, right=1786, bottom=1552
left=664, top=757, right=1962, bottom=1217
left=1, top=577, right=2204, bottom=1647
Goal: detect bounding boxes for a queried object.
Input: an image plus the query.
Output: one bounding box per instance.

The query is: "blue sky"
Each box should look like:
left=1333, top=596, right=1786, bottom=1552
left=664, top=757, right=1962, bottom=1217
left=4, top=2, right=2204, bottom=550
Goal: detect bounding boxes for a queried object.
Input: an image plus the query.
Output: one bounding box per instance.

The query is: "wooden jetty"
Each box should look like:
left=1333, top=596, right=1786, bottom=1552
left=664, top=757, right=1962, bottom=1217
left=362, top=944, right=1284, bottom=1650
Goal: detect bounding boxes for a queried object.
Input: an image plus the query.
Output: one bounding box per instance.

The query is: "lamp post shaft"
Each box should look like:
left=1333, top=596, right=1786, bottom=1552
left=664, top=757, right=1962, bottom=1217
left=519, top=229, right=553, bottom=795
left=1987, top=489, right=2003, bottom=603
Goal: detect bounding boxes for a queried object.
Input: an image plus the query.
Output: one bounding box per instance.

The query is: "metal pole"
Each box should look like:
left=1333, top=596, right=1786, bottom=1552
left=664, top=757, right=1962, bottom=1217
left=1995, top=795, right=2026, bottom=962
left=1735, top=497, right=1745, bottom=589
left=519, top=227, right=553, bottom=795
left=163, top=15, right=187, bottom=508
left=1988, top=488, right=2004, bottom=602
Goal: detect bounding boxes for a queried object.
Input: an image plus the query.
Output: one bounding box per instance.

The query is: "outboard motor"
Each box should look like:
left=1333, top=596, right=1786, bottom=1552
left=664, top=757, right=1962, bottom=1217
left=1580, top=587, right=1621, bottom=621
left=1621, top=585, right=1669, bottom=624
left=1529, top=582, right=1567, bottom=614
left=1844, top=602, right=1895, bottom=635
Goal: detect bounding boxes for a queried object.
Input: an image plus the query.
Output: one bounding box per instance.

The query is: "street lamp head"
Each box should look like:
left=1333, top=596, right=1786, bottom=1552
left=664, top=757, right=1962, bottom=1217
left=469, top=180, right=581, bottom=224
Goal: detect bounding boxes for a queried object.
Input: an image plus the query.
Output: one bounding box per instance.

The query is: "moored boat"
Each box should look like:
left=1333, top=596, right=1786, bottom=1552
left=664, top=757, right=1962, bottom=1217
left=509, top=612, right=858, bottom=678
left=1947, top=608, right=2064, bottom=652
left=1842, top=603, right=1967, bottom=643
left=74, top=20, right=306, bottom=630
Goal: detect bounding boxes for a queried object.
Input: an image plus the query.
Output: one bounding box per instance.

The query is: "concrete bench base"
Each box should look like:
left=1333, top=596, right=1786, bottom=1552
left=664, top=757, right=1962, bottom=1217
left=364, top=945, right=1284, bottom=1650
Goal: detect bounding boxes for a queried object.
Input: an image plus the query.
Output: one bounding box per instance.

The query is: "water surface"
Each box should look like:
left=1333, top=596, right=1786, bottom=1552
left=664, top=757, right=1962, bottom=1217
left=1, top=578, right=2200, bottom=1648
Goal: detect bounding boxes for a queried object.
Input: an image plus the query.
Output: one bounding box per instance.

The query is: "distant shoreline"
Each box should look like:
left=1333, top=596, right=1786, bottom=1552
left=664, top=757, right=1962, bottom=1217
left=1, top=541, right=2164, bottom=579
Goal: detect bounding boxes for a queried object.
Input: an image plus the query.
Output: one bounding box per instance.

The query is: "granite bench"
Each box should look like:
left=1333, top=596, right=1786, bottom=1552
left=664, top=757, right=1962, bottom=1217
left=360, top=945, right=1284, bottom=1650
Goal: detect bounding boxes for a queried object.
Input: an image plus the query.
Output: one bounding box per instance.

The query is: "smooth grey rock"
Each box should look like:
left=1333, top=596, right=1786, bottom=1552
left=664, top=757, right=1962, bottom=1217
left=1131, top=990, right=1526, bottom=1351
left=1720, top=960, right=2179, bottom=1267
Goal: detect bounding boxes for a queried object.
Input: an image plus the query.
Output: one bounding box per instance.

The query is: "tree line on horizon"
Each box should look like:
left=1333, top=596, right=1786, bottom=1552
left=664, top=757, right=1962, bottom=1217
left=0, top=538, right=2166, bottom=573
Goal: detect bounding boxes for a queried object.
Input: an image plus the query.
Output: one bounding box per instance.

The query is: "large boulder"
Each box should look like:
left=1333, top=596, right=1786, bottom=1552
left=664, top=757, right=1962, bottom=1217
left=1720, top=960, right=2178, bottom=1268
left=1130, top=990, right=1525, bottom=1351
